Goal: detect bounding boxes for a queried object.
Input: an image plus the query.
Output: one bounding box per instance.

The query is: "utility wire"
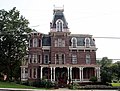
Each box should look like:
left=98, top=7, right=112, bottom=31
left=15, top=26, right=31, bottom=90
left=94, top=37, right=120, bottom=39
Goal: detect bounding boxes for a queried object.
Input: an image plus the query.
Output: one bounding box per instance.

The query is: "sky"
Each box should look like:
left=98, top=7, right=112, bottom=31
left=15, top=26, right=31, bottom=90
left=0, top=0, right=120, bottom=62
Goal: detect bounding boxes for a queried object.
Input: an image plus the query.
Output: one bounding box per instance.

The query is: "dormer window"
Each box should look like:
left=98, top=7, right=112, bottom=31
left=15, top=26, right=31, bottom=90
left=56, top=19, right=63, bottom=32
left=85, top=37, right=90, bottom=47
left=71, top=37, right=77, bottom=48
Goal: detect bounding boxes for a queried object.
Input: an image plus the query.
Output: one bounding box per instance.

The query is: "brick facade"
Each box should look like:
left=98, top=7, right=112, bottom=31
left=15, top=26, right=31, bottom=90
left=21, top=8, right=100, bottom=83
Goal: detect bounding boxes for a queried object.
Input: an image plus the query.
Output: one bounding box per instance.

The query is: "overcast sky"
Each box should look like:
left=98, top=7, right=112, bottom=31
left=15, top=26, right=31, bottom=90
left=1, top=0, right=120, bottom=62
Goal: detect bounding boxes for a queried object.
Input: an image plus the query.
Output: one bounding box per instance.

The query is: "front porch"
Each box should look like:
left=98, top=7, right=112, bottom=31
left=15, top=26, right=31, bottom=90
left=40, top=64, right=100, bottom=84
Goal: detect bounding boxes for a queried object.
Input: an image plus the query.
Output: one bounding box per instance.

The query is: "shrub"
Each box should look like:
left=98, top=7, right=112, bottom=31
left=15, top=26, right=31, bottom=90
left=45, top=80, right=53, bottom=88
left=79, top=85, right=117, bottom=89
left=68, top=83, right=80, bottom=90
left=29, top=80, right=54, bottom=88
left=21, top=81, right=29, bottom=86
left=89, top=76, right=97, bottom=83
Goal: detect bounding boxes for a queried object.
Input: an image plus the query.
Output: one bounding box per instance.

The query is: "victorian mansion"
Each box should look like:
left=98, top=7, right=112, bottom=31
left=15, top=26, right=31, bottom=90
left=21, top=8, right=100, bottom=84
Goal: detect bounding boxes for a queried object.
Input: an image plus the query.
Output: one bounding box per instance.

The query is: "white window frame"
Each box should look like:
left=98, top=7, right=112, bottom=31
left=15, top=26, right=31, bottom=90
left=86, top=54, right=91, bottom=64
left=72, top=55, right=77, bottom=64
left=56, top=19, right=63, bottom=32
left=55, top=40, right=57, bottom=47
left=44, top=54, right=49, bottom=64
left=85, top=37, right=90, bottom=47
left=29, top=39, right=32, bottom=47
left=33, top=38, right=38, bottom=47
left=38, top=54, right=41, bottom=63
left=29, top=54, right=32, bottom=63
left=32, top=54, right=37, bottom=63
left=71, top=37, right=77, bottom=48
left=33, top=68, right=37, bottom=79
left=55, top=53, right=65, bottom=64
left=55, top=39, right=65, bottom=47
left=58, top=39, right=62, bottom=47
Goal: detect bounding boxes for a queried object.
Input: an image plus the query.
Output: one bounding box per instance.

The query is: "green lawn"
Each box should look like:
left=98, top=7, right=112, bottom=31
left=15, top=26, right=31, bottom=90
left=112, top=83, right=120, bottom=86
left=0, top=81, right=37, bottom=89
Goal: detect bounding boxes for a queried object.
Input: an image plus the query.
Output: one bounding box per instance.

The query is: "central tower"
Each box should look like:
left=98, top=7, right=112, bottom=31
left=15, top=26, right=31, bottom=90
left=50, top=7, right=69, bottom=33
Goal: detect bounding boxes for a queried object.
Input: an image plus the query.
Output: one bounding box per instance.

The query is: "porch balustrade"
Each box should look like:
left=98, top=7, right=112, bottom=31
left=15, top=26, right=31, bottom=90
left=39, top=66, right=100, bottom=83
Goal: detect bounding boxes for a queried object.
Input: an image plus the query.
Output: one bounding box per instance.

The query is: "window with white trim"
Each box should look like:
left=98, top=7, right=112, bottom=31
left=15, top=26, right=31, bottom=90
left=29, top=39, right=32, bottom=47
left=32, top=54, right=37, bottom=63
left=55, top=53, right=65, bottom=64
left=86, top=54, right=91, bottom=64
left=71, top=37, right=77, bottom=48
left=33, top=38, right=38, bottom=47
left=29, top=54, right=32, bottom=63
left=25, top=68, right=28, bottom=73
left=72, top=55, right=77, bottom=64
left=56, top=19, right=63, bottom=32
left=54, top=39, right=65, bottom=47
left=58, top=39, right=62, bottom=47
left=44, top=55, right=49, bottom=64
left=33, top=68, right=37, bottom=78
left=55, top=40, right=57, bottom=47
left=85, top=38, right=90, bottom=47
left=38, top=55, right=41, bottom=63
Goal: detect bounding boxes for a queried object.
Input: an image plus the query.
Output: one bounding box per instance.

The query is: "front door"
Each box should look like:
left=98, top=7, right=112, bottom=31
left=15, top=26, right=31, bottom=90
left=55, top=67, right=67, bottom=86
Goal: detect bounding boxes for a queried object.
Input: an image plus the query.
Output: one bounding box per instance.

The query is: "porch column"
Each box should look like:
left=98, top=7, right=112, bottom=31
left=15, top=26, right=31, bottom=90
left=81, top=67, right=83, bottom=81
left=53, top=67, right=55, bottom=81
left=40, top=67, right=43, bottom=79
left=67, top=67, right=69, bottom=80
left=70, top=67, right=72, bottom=82
left=79, top=67, right=82, bottom=81
left=95, top=67, right=96, bottom=77
left=95, top=67, right=98, bottom=78
left=98, top=67, right=101, bottom=81
left=50, top=67, right=52, bottom=81
left=67, top=67, right=69, bottom=84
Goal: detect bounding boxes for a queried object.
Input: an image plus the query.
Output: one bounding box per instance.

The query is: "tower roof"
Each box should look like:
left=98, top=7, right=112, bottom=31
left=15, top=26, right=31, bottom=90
left=50, top=7, right=68, bottom=29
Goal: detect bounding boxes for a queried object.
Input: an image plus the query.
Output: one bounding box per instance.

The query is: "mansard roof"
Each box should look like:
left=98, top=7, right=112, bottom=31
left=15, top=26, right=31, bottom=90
left=50, top=8, right=68, bottom=29
left=70, top=34, right=95, bottom=46
left=42, top=34, right=51, bottom=46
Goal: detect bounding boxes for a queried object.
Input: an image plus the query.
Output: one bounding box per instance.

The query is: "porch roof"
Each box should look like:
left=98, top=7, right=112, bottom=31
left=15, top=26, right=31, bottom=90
left=39, top=64, right=100, bottom=68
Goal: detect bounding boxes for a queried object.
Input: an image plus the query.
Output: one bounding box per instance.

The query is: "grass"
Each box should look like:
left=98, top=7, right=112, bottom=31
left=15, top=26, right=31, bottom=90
left=0, top=81, right=37, bottom=89
left=112, top=83, right=120, bottom=86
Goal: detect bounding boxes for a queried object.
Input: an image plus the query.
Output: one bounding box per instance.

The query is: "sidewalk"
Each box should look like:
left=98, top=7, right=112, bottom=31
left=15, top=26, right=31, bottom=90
left=0, top=88, right=118, bottom=91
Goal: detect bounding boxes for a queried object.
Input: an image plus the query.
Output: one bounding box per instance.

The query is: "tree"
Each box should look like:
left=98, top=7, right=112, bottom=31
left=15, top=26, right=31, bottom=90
left=111, top=61, right=120, bottom=81
left=98, top=57, right=113, bottom=83
left=0, top=7, right=32, bottom=81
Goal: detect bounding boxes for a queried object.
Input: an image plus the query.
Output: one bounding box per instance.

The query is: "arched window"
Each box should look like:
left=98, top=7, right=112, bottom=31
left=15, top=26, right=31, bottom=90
left=33, top=38, right=38, bottom=47
left=85, top=37, right=90, bottom=47
left=86, top=54, right=91, bottom=64
left=71, top=37, right=77, bottom=48
left=56, top=19, right=63, bottom=32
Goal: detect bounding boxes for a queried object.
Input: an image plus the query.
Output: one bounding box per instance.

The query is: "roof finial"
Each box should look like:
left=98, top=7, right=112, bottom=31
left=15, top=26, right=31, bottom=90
left=53, top=5, right=64, bottom=13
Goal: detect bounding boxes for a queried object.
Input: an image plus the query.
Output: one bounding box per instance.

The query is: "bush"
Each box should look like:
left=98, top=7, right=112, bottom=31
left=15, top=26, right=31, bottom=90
left=21, top=81, right=29, bottom=86
left=79, top=85, right=118, bottom=89
left=68, top=83, right=80, bottom=90
left=89, top=76, right=97, bottom=83
left=28, top=80, right=54, bottom=88
left=45, top=80, right=53, bottom=88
